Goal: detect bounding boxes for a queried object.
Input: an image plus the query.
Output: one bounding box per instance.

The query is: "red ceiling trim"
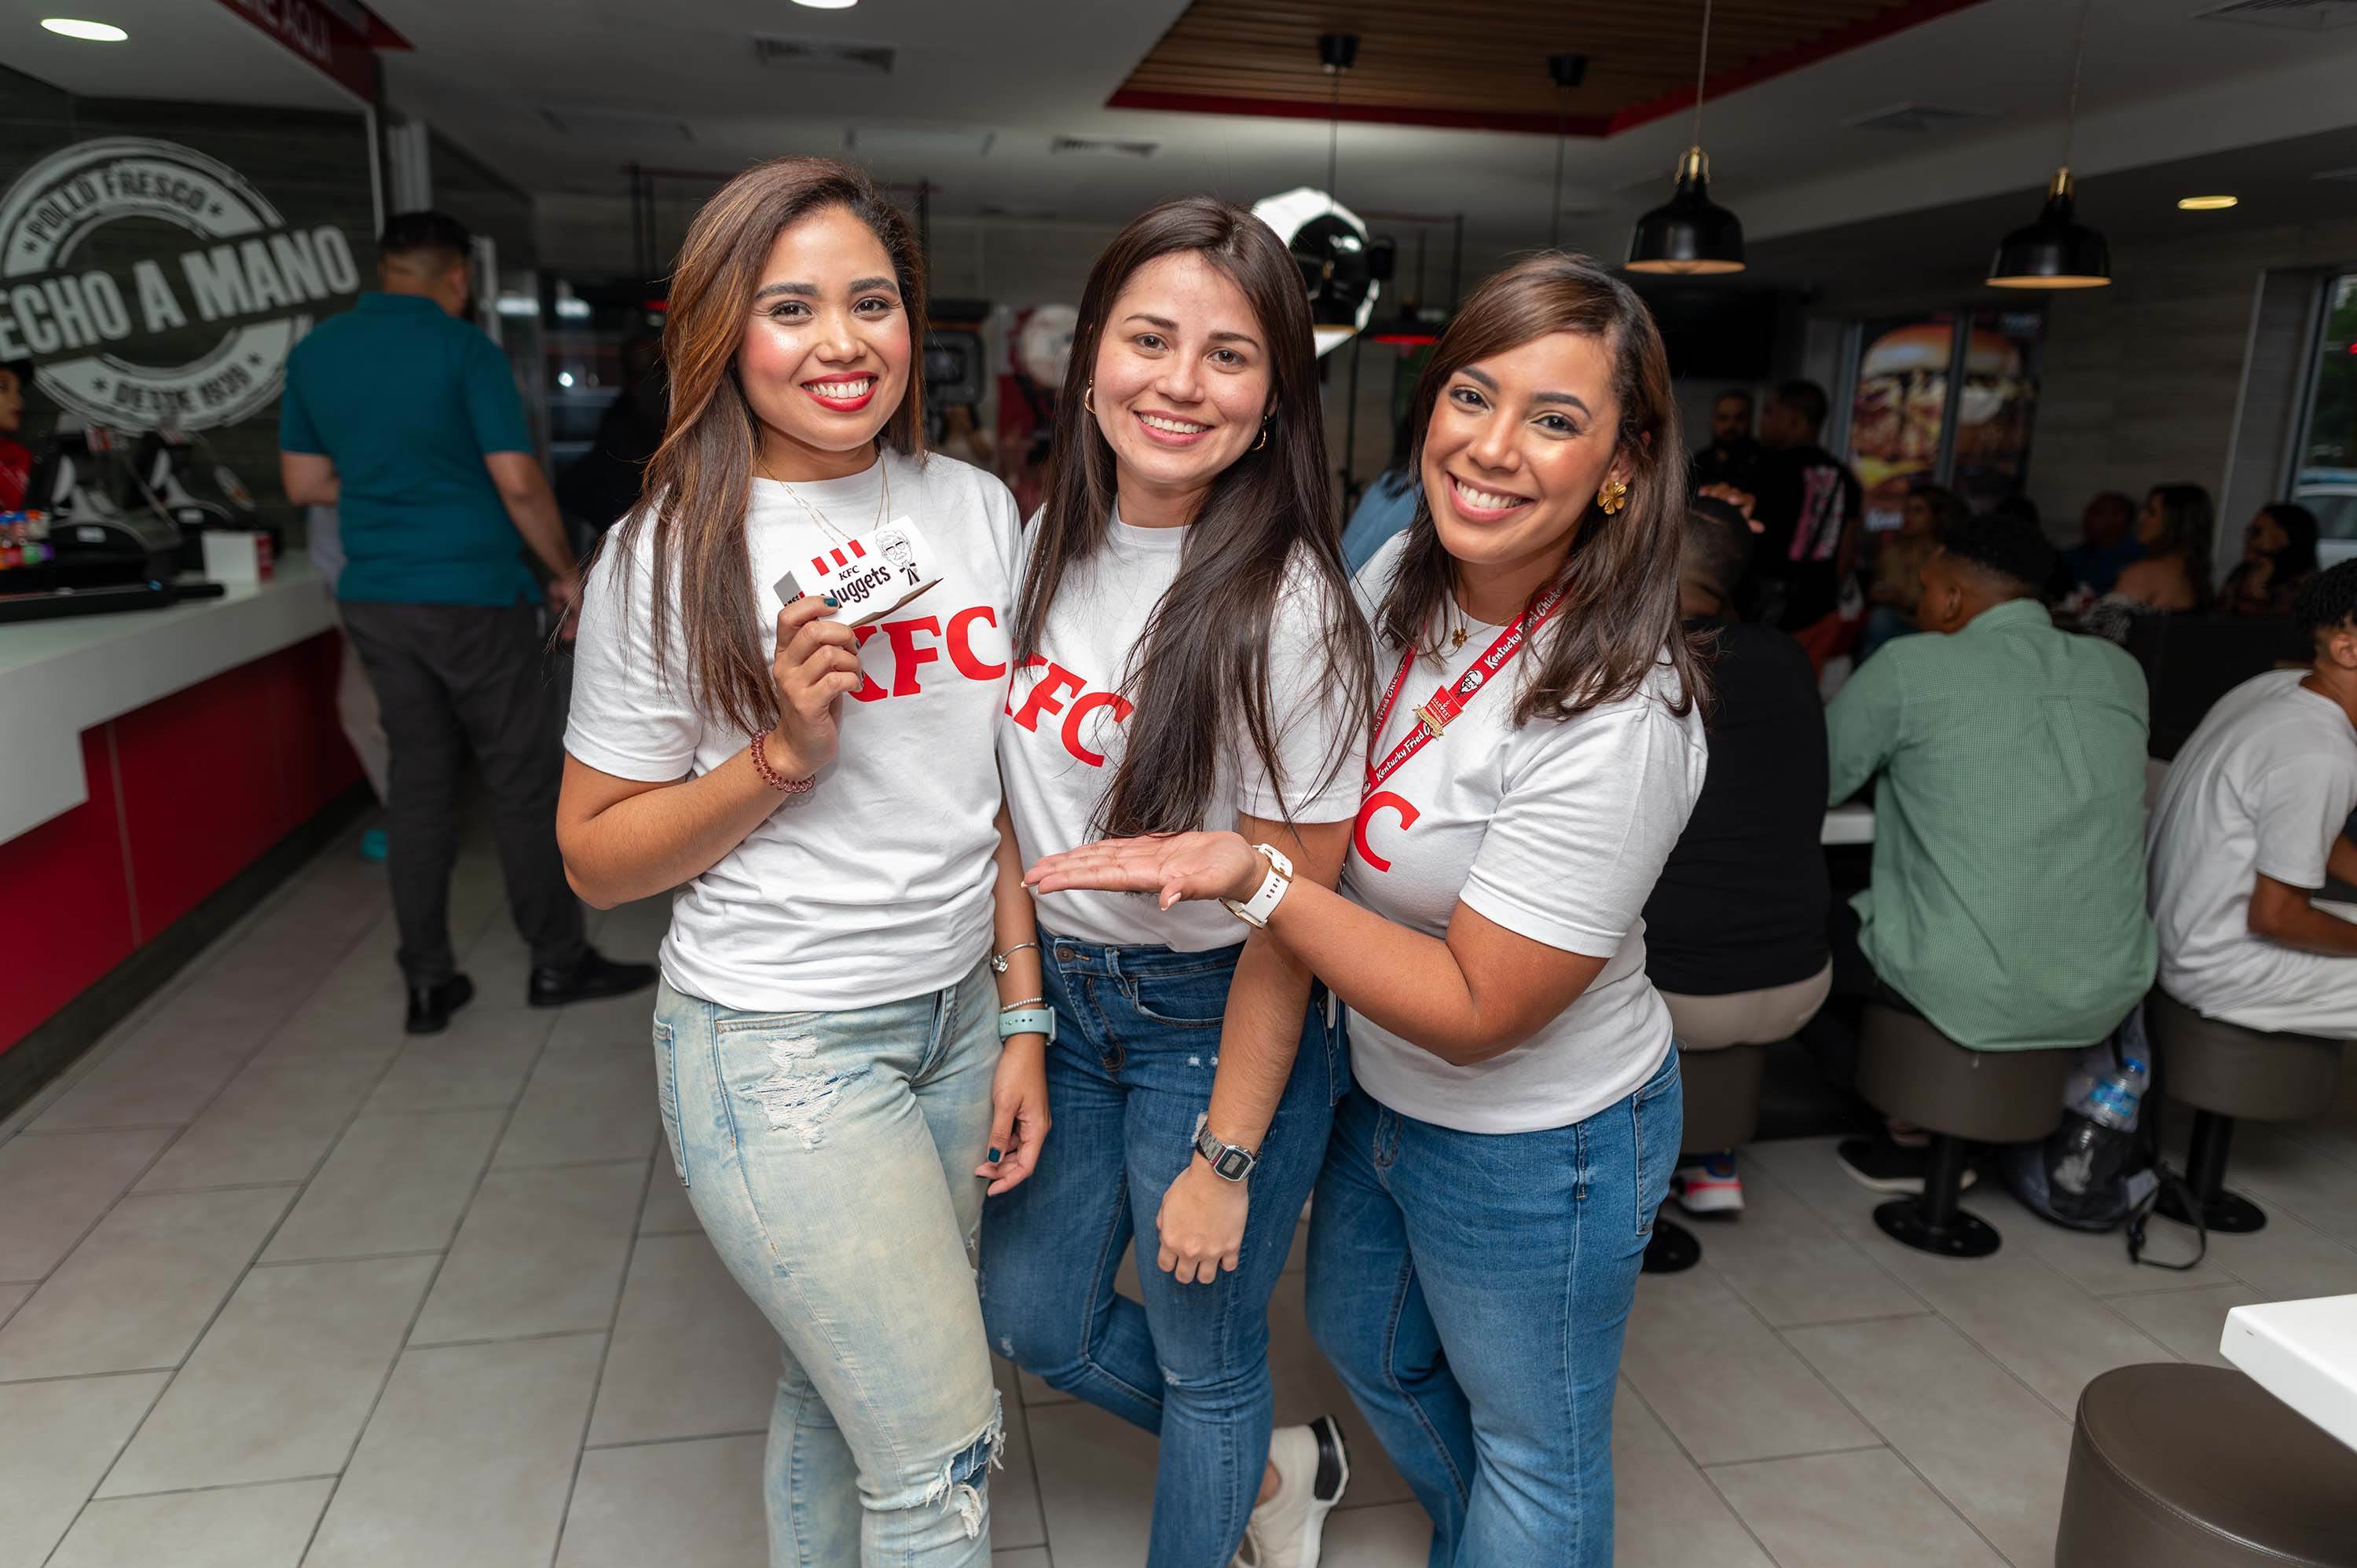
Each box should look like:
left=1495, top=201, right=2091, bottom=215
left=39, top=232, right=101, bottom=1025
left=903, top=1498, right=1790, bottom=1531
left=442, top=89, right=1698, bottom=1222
left=1104, top=89, right=1613, bottom=139
left=1607, top=0, right=1993, bottom=135
left=1108, top=0, right=1992, bottom=139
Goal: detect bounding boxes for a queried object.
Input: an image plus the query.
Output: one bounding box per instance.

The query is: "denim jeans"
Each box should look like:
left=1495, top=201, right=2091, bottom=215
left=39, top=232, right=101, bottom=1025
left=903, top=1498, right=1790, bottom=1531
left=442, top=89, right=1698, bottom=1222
left=654, top=965, right=1003, bottom=1568
left=979, top=932, right=1343, bottom=1568
left=1306, top=1047, right=1681, bottom=1568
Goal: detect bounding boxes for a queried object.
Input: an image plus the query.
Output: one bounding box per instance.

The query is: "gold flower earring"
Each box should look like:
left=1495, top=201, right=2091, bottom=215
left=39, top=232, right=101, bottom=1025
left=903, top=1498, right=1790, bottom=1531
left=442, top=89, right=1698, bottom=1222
left=1597, top=477, right=1629, bottom=515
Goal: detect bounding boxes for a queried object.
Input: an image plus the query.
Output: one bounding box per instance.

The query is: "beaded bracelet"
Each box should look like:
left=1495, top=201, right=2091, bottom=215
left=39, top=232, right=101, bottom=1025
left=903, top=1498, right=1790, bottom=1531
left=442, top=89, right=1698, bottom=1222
left=747, top=728, right=816, bottom=795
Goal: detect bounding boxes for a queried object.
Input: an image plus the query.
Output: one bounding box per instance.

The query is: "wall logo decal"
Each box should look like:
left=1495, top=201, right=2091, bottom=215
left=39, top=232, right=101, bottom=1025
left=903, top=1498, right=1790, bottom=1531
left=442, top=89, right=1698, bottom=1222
left=0, top=137, right=361, bottom=431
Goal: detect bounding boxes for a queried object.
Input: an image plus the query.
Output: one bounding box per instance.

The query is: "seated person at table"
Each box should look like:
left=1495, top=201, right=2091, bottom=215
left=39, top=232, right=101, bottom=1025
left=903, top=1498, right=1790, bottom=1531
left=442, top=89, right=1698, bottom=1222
left=2218, top=502, right=2320, bottom=620
left=2148, top=560, right=2357, bottom=1035
left=1644, top=496, right=1831, bottom=1213
left=1821, top=512, right=2156, bottom=1190
left=2058, top=490, right=2140, bottom=599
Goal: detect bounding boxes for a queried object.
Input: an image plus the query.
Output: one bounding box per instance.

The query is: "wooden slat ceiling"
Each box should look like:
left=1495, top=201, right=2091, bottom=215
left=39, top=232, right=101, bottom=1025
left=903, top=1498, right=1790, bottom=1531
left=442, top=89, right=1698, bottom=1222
left=1110, top=0, right=1992, bottom=137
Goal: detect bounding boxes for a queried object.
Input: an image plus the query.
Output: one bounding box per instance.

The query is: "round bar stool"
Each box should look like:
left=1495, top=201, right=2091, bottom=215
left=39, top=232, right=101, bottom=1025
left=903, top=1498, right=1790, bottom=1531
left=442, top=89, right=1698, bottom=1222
left=2057, top=1363, right=2357, bottom=1566
left=2146, top=992, right=2344, bottom=1234
left=1852, top=1003, right=2077, bottom=1258
left=1641, top=1042, right=1765, bottom=1275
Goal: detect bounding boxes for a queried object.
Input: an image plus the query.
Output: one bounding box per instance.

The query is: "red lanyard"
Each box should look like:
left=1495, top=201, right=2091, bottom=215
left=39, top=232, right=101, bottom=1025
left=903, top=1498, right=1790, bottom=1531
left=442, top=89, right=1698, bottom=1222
left=1366, top=582, right=1566, bottom=790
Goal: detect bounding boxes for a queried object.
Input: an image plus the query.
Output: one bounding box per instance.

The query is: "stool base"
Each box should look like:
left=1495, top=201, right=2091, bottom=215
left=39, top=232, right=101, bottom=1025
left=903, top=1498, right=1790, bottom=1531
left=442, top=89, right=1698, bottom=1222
left=1642, top=1218, right=1702, bottom=1274
left=2154, top=1186, right=2267, bottom=1233
left=1875, top=1197, right=2001, bottom=1258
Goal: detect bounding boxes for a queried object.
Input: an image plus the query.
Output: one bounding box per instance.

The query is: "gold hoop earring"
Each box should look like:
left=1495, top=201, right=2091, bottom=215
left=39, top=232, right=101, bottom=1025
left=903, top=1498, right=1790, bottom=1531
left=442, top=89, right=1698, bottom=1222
left=1082, top=381, right=1095, bottom=417
left=1598, top=477, right=1629, bottom=515
left=1252, top=420, right=1270, bottom=452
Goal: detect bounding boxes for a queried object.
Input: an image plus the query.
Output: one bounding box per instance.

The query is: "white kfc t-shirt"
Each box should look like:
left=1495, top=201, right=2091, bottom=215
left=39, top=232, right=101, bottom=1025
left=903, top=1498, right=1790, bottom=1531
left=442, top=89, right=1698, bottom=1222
left=566, top=449, right=1022, bottom=1013
left=999, top=509, right=1364, bottom=951
left=2148, top=669, right=2357, bottom=1033
left=1342, top=533, right=1708, bottom=1134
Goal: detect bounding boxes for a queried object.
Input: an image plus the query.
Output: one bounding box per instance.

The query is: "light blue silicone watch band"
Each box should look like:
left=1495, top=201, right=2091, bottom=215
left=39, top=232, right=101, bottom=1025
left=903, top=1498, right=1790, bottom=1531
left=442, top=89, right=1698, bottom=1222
left=998, top=1006, right=1055, bottom=1043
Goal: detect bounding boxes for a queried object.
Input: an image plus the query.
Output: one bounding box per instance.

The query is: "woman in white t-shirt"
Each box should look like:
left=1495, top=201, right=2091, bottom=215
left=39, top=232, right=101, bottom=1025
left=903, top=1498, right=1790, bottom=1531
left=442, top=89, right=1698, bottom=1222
left=978, top=197, right=1373, bottom=1567
left=1030, top=253, right=1710, bottom=1567
left=556, top=158, right=1048, bottom=1568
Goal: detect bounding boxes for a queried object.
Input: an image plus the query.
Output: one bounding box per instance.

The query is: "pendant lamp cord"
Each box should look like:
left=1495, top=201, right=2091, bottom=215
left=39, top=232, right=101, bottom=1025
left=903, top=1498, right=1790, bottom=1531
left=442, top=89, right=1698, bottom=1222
left=1691, top=0, right=1714, bottom=149
left=1551, top=97, right=1567, bottom=248
left=1327, top=68, right=1342, bottom=216
left=2062, top=0, right=2089, bottom=172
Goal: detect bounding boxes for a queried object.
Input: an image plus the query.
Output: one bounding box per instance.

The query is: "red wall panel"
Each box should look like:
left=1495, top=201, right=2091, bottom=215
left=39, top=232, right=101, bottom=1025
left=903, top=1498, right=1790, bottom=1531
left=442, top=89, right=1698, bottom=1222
left=0, top=728, right=137, bottom=1047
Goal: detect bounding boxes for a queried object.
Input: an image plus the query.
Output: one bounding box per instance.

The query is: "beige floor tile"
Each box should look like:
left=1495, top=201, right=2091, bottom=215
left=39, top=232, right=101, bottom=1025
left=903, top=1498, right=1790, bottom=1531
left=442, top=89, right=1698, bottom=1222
left=492, top=1048, right=659, bottom=1169
left=0, top=1281, right=29, bottom=1328
left=0, top=1128, right=175, bottom=1280
left=1620, top=1268, right=1877, bottom=1465
left=49, top=1478, right=332, bottom=1568
left=639, top=1155, right=698, bottom=1234
left=1686, top=1162, right=1926, bottom=1327
left=2107, top=1283, right=2264, bottom=1368
left=409, top=1162, right=640, bottom=1345
left=99, top=1255, right=437, bottom=1496
left=2220, top=1124, right=2357, bottom=1245
left=0, top=1374, right=170, bottom=1568
left=588, top=1230, right=779, bottom=1446
left=29, top=1022, right=258, bottom=1132
left=305, top=1334, right=605, bottom=1568
left=548, top=991, right=662, bottom=1053
left=135, top=1057, right=383, bottom=1192
left=2202, top=1211, right=2357, bottom=1300
left=1026, top=1398, right=1157, bottom=1568
left=1318, top=1501, right=1431, bottom=1566
left=1711, top=1448, right=2007, bottom=1568
left=992, top=1355, right=1048, bottom=1552
left=1845, top=1230, right=2176, bottom=1416
left=1613, top=1379, right=1775, bottom=1568
left=262, top=1110, right=502, bottom=1262
left=992, top=1552, right=1050, bottom=1568
left=0, top=1187, right=293, bottom=1379
left=363, top=1017, right=545, bottom=1114
left=555, top=1434, right=765, bottom=1568
left=1786, top=1313, right=2073, bottom=1568
left=1740, top=1136, right=1886, bottom=1231
left=1972, top=1185, right=2238, bottom=1297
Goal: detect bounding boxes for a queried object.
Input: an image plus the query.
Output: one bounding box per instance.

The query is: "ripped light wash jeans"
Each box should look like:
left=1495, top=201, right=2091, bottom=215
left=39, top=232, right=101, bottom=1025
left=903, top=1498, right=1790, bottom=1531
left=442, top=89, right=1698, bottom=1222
left=654, top=965, right=1003, bottom=1568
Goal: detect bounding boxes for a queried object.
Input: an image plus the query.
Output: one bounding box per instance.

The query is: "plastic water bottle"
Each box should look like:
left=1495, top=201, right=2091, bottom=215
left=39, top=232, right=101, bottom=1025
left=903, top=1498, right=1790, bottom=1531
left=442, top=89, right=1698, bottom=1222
left=2050, top=1057, right=2148, bottom=1207
left=2067, top=1057, right=2149, bottom=1133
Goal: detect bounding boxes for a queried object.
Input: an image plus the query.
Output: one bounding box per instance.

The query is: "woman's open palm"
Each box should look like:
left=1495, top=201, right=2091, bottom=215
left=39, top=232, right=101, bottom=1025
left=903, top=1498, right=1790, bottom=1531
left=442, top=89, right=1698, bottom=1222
left=1026, top=830, right=1263, bottom=910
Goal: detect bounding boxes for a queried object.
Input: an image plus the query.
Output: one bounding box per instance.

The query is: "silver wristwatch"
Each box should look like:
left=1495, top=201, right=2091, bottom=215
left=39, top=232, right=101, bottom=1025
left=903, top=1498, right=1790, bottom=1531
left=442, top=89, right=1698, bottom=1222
left=1193, top=1116, right=1259, bottom=1182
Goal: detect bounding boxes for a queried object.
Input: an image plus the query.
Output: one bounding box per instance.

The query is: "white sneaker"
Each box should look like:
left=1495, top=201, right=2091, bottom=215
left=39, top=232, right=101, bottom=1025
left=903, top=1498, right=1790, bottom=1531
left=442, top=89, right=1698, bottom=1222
left=1234, top=1416, right=1351, bottom=1568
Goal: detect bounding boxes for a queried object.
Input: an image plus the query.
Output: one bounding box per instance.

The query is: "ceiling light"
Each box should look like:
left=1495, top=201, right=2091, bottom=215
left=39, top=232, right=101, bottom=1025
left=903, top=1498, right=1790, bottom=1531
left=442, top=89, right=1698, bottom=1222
left=2177, top=194, right=2238, bottom=210
left=40, top=18, right=126, bottom=41
left=790, top=0, right=859, bottom=8
left=1989, top=1, right=2109, bottom=289
left=1629, top=0, right=1744, bottom=275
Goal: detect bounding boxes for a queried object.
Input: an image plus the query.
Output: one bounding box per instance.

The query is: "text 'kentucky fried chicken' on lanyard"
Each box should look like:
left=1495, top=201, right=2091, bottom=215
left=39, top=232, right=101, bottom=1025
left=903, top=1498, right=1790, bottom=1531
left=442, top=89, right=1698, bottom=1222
left=1365, top=581, right=1568, bottom=791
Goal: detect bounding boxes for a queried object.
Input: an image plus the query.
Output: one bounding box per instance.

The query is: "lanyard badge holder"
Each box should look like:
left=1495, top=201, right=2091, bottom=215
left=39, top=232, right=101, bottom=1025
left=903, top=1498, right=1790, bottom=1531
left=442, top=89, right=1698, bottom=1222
left=775, top=515, right=942, bottom=628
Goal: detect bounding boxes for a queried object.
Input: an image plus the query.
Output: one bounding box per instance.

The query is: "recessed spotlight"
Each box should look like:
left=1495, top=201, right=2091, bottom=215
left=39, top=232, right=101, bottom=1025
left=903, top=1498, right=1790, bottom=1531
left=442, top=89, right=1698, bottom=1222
left=41, top=17, right=127, bottom=41
left=790, top=0, right=859, bottom=8
left=2177, top=195, right=2238, bottom=211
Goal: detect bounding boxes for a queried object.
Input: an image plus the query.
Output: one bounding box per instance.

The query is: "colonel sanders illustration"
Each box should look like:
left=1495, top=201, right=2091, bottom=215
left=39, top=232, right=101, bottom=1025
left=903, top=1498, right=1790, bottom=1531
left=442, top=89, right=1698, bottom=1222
left=880, top=528, right=921, bottom=587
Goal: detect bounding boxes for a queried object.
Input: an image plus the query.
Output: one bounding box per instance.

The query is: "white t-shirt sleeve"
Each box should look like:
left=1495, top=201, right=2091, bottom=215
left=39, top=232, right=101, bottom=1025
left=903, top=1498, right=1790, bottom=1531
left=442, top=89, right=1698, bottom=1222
left=1459, top=694, right=1701, bottom=958
left=1233, top=565, right=1366, bottom=825
left=2251, top=746, right=2357, bottom=890
left=566, top=527, right=706, bottom=782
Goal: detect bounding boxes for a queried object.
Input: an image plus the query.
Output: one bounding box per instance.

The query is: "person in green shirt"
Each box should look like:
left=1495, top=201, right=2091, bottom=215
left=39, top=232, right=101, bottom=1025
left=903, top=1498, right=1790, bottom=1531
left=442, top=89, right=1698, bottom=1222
left=1820, top=511, right=2157, bottom=1192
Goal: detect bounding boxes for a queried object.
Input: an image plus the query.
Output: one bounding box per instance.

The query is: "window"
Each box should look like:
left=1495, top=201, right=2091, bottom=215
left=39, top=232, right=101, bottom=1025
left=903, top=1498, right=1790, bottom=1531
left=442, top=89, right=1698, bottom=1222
left=2292, top=273, right=2357, bottom=558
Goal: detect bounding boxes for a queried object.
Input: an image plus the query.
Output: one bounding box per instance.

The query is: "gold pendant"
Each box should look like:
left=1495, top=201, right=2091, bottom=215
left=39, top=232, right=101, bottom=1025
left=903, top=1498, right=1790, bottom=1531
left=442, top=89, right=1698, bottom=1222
left=1450, top=625, right=1468, bottom=650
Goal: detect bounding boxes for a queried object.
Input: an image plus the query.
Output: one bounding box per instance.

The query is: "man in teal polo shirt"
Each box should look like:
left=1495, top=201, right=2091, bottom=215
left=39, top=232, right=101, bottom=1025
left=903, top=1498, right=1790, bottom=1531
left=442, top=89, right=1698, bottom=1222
left=280, top=211, right=651, bottom=1034
left=1821, top=511, right=2157, bottom=1190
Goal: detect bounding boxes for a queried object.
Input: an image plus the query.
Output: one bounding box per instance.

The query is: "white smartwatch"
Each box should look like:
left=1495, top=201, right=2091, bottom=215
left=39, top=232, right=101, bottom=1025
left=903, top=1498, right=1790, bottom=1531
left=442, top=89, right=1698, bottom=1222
left=1221, top=842, right=1295, bottom=929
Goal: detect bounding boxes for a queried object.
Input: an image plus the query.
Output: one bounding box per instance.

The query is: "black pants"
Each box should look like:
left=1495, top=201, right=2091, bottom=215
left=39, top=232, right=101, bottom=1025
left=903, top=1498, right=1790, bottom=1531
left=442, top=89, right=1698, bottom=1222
left=341, top=599, right=586, bottom=989
left=1800, top=901, right=1923, bottom=1092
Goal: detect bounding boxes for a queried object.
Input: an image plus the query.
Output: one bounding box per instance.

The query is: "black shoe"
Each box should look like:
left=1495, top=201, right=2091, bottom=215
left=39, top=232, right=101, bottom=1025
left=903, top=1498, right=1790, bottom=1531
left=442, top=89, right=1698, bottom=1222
left=405, top=974, right=475, bottom=1035
left=527, top=947, right=658, bottom=1008
left=1836, top=1131, right=1979, bottom=1196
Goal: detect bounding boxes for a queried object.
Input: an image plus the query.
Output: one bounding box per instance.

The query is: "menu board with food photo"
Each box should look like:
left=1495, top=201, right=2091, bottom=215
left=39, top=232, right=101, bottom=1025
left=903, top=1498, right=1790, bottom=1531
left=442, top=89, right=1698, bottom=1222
left=1846, top=314, right=1955, bottom=533
left=1951, top=310, right=2043, bottom=518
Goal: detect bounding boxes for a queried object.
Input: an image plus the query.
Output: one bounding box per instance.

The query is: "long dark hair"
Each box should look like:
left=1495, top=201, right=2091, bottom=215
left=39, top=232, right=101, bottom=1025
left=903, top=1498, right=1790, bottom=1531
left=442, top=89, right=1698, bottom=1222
left=1015, top=196, right=1371, bottom=835
left=1377, top=251, right=1705, bottom=724
left=2145, top=482, right=2216, bottom=609
left=2261, top=502, right=2322, bottom=581
left=610, top=156, right=927, bottom=735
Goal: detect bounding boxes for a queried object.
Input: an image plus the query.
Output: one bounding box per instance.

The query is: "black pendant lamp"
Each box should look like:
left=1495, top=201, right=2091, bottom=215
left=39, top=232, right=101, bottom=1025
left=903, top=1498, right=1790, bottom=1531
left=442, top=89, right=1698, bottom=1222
left=1627, top=0, right=1743, bottom=276
left=1989, top=1, right=2110, bottom=289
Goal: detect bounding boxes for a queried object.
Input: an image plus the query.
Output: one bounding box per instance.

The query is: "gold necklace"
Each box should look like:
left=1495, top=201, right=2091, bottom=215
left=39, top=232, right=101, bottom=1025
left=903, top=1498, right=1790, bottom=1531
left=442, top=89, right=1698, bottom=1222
left=764, top=455, right=890, bottom=546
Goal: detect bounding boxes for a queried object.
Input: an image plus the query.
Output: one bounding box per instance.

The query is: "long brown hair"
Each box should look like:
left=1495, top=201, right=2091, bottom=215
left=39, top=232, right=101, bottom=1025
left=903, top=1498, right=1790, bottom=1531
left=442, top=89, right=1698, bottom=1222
left=1015, top=196, right=1371, bottom=835
left=1378, top=251, right=1705, bottom=724
left=2145, top=482, right=2216, bottom=608
left=608, top=156, right=927, bottom=735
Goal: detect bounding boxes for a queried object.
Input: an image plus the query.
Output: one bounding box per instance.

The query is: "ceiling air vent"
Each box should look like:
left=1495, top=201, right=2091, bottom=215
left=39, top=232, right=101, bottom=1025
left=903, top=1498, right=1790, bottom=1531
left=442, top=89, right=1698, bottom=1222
left=539, top=106, right=694, bottom=142
left=2193, top=1, right=2357, bottom=30
left=753, top=36, right=896, bottom=74
left=1846, top=102, right=1999, bottom=134
left=1049, top=135, right=1160, bottom=159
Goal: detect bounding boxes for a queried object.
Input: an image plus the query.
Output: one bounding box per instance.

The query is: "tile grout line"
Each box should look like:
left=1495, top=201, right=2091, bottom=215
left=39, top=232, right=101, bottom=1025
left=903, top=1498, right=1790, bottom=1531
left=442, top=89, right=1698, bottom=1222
left=1612, top=1306, right=1794, bottom=1567
left=544, top=1139, right=662, bottom=1568
left=582, top=1426, right=768, bottom=1454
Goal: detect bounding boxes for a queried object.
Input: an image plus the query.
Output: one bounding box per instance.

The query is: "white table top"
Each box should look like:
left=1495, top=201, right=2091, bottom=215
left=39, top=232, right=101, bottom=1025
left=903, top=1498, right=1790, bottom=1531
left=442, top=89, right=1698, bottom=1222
left=2220, top=1293, right=2357, bottom=1453
left=0, top=555, right=335, bottom=844
left=1821, top=801, right=1875, bottom=845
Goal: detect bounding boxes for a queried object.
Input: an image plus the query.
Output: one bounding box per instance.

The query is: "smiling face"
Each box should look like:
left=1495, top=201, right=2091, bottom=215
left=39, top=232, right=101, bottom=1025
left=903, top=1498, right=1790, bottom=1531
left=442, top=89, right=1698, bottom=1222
left=1419, top=329, right=1631, bottom=603
left=1088, top=250, right=1272, bottom=525
left=737, top=204, right=912, bottom=482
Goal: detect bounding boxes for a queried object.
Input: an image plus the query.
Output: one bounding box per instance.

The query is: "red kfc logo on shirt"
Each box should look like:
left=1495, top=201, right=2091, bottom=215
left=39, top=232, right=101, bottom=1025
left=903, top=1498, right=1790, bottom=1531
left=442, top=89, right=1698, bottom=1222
left=844, top=606, right=1006, bottom=702
left=1354, top=790, right=1420, bottom=873
left=1008, top=657, right=1135, bottom=767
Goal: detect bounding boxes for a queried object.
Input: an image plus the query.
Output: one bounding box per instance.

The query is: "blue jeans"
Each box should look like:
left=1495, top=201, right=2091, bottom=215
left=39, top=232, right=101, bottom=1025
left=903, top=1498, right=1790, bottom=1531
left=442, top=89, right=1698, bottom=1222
left=654, top=966, right=1003, bottom=1568
left=979, top=932, right=1343, bottom=1568
left=1306, top=1049, right=1682, bottom=1568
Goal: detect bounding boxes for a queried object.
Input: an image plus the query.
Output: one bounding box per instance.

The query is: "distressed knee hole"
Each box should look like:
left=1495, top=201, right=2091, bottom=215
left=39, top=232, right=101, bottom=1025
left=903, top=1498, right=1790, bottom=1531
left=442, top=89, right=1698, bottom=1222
left=918, top=1390, right=1005, bottom=1541
left=741, top=1035, right=848, bottom=1149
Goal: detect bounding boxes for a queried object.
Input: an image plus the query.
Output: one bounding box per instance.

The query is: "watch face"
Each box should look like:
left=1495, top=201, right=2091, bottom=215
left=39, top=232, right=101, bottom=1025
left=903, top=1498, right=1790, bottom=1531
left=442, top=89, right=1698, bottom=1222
left=1215, top=1147, right=1252, bottom=1180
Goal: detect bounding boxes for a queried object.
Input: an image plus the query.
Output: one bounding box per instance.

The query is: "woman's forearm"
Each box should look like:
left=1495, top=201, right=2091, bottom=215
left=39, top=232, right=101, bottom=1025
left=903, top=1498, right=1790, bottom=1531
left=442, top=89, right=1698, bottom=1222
left=989, top=807, right=1047, bottom=1030
left=1259, top=880, right=1497, bottom=1060
left=559, top=746, right=786, bottom=908
left=1203, top=931, right=1314, bottom=1152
